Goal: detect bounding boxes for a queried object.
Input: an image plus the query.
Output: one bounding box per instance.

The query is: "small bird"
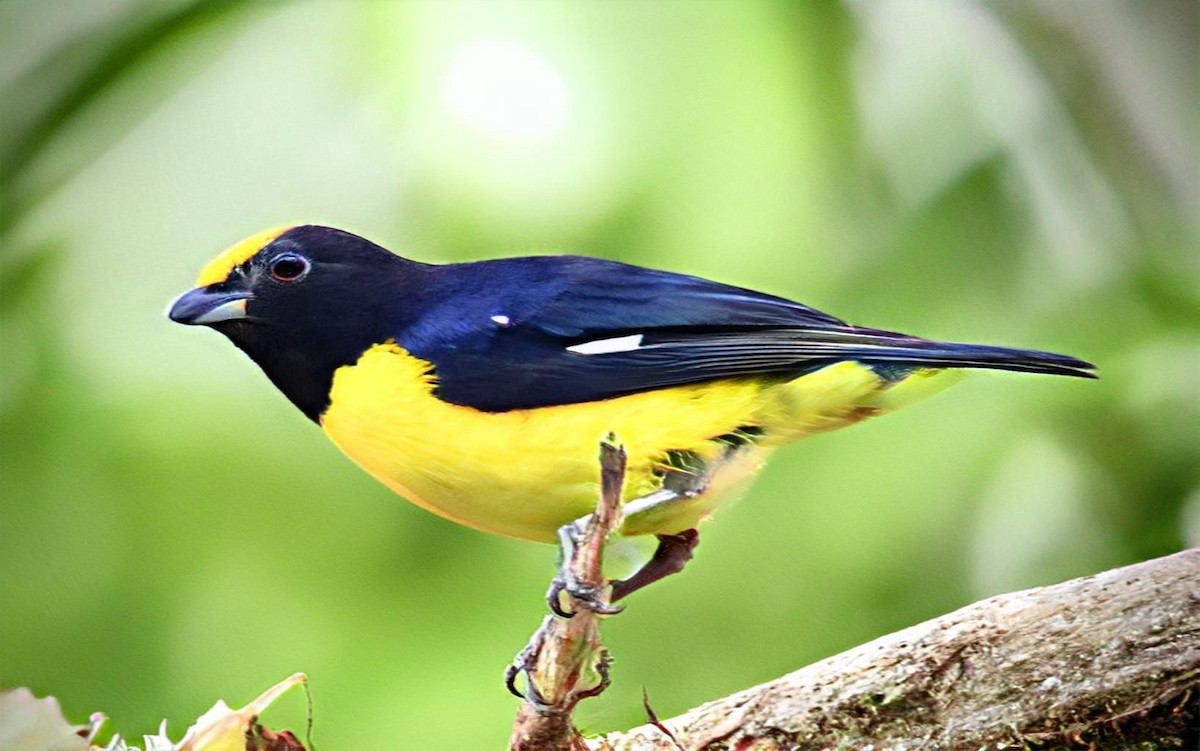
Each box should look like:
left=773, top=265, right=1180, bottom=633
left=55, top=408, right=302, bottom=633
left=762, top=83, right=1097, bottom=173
left=169, top=225, right=1094, bottom=600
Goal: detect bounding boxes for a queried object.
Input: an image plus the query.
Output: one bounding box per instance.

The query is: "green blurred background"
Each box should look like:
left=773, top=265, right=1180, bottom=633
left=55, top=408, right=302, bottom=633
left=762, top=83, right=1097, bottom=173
left=2, top=1, right=1196, bottom=747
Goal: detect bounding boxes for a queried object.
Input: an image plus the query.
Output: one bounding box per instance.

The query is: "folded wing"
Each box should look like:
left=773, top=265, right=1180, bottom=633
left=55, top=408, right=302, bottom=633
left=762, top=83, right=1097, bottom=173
left=399, top=256, right=1094, bottom=412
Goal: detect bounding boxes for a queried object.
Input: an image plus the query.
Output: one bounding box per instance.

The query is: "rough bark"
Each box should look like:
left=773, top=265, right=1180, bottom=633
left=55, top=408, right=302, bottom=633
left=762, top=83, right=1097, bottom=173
left=592, top=549, right=1199, bottom=751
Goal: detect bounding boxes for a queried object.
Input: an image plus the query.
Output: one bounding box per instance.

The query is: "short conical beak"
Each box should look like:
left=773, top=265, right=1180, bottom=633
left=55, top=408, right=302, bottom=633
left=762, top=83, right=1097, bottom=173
left=168, top=286, right=251, bottom=325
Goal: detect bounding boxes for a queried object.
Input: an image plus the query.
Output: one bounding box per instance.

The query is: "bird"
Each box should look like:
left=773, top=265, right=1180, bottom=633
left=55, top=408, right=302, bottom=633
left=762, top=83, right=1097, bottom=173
left=169, top=224, right=1095, bottom=601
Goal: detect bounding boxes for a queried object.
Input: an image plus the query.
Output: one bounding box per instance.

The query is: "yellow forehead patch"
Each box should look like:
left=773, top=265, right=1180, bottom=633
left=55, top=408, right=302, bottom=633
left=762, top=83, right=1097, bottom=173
left=196, top=225, right=295, bottom=287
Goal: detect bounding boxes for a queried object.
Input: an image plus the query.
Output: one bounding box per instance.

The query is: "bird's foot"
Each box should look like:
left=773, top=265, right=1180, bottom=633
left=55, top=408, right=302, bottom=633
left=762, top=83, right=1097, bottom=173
left=505, top=616, right=552, bottom=705
left=505, top=614, right=613, bottom=708
left=545, top=518, right=624, bottom=618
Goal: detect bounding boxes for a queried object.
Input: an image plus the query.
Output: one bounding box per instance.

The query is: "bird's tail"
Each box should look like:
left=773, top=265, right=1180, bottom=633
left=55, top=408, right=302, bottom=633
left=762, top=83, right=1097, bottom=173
left=848, top=338, right=1093, bottom=416
left=786, top=327, right=1098, bottom=379
left=854, top=341, right=1096, bottom=379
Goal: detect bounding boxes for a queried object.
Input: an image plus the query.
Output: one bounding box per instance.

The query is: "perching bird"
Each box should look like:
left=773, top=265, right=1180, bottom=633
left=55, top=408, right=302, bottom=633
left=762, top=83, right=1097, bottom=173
left=169, top=225, right=1094, bottom=600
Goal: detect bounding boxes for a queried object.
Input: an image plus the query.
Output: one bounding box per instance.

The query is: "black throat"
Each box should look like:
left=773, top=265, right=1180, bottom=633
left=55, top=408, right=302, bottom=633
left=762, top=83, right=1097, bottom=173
left=216, top=321, right=369, bottom=423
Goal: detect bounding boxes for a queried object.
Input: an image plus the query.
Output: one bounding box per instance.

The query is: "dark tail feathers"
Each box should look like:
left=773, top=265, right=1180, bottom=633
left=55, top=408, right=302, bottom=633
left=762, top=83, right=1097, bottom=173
left=852, top=340, right=1097, bottom=379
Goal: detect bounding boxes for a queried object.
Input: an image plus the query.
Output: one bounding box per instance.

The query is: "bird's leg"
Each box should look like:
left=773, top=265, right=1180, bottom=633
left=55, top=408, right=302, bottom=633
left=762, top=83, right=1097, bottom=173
left=605, top=446, right=717, bottom=601
left=610, top=528, right=699, bottom=602
left=546, top=488, right=702, bottom=614
left=546, top=444, right=721, bottom=613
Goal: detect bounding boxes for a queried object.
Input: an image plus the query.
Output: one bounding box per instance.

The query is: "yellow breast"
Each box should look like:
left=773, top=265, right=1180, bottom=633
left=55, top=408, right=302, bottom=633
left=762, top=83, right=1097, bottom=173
left=320, top=342, right=940, bottom=542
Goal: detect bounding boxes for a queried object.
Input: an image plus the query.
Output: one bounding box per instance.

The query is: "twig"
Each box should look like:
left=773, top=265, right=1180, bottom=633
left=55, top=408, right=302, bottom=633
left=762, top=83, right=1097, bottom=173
left=509, top=436, right=628, bottom=751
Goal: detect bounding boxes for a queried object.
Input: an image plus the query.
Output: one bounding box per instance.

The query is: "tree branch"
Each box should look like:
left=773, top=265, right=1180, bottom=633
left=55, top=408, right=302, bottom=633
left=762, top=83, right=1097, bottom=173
left=592, top=549, right=1199, bottom=750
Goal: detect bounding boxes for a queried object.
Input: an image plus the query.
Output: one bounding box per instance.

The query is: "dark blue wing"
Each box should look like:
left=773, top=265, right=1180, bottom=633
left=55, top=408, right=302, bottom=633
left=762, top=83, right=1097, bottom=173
left=398, top=256, right=1094, bottom=412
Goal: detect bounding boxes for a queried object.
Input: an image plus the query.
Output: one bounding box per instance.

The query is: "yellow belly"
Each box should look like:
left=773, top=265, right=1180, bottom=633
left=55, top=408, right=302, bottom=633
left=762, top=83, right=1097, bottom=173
left=320, top=342, right=957, bottom=542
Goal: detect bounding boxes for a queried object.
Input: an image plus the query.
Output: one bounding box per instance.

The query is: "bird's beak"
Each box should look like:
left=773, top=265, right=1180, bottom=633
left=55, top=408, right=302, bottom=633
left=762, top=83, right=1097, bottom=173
left=168, top=285, right=252, bottom=326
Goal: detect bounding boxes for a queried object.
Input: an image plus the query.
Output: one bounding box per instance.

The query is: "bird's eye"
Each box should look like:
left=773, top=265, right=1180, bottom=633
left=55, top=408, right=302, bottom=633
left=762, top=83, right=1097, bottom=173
left=269, top=254, right=309, bottom=282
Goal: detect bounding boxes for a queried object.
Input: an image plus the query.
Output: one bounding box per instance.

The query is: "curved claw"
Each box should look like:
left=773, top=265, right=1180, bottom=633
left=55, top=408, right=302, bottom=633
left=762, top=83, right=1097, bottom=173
left=507, top=669, right=551, bottom=710
left=506, top=617, right=553, bottom=706
left=546, top=578, right=575, bottom=619
left=504, top=663, right=525, bottom=699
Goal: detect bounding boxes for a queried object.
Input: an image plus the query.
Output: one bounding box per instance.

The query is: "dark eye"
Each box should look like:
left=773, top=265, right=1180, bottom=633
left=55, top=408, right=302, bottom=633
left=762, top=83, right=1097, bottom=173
left=269, top=254, right=309, bottom=282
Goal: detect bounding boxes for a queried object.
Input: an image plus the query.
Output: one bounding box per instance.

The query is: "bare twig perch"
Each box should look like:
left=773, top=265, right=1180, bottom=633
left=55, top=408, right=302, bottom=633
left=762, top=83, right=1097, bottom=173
left=593, top=549, right=1200, bottom=751
left=509, top=437, right=627, bottom=751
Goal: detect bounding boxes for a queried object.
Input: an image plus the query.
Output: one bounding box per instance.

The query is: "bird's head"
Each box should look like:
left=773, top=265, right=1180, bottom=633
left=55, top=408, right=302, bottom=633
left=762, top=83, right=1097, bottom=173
left=169, top=225, right=428, bottom=420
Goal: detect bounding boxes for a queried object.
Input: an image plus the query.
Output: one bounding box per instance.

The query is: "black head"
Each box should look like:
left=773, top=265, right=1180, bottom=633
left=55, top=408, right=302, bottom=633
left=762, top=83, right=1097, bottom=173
left=169, top=225, right=430, bottom=421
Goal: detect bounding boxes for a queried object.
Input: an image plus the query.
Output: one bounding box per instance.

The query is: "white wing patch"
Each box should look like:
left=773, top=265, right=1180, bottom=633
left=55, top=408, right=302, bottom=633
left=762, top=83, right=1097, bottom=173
left=566, top=333, right=645, bottom=355
left=490, top=314, right=512, bottom=326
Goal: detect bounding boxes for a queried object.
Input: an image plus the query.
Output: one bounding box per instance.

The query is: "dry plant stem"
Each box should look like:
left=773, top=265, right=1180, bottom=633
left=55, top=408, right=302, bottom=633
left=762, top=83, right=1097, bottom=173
left=509, top=437, right=627, bottom=751
left=591, top=549, right=1200, bottom=751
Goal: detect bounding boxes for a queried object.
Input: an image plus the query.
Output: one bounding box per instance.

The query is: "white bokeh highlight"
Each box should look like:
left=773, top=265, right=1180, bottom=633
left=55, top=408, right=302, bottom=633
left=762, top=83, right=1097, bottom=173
left=442, top=37, right=570, bottom=145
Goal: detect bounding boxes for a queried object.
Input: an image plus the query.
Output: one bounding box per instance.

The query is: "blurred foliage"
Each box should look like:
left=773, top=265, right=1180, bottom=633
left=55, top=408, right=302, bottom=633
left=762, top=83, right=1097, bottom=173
left=0, top=674, right=309, bottom=751
left=1, top=1, right=1196, bottom=748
